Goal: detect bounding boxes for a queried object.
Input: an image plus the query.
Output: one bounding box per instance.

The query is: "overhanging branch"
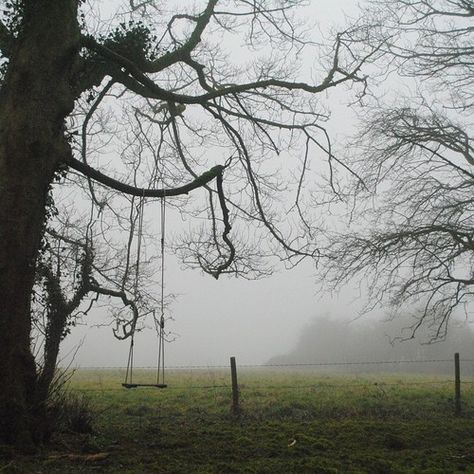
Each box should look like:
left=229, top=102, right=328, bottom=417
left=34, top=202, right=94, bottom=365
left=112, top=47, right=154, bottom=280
left=67, top=156, right=224, bottom=198
left=80, top=32, right=365, bottom=106
left=209, top=170, right=235, bottom=279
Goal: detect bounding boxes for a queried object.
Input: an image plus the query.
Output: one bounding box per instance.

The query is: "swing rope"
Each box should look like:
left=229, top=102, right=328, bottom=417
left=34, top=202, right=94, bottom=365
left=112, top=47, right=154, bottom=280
left=154, top=195, right=166, bottom=385
left=124, top=195, right=145, bottom=386
left=123, top=193, right=168, bottom=389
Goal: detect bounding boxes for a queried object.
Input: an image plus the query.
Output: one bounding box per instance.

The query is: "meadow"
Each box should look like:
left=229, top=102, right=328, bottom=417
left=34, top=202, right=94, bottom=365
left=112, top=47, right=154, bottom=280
left=3, top=368, right=474, bottom=473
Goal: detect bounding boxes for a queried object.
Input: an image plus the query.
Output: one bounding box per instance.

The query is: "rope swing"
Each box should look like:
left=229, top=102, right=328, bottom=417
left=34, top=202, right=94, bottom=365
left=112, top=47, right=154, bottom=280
left=122, top=194, right=168, bottom=389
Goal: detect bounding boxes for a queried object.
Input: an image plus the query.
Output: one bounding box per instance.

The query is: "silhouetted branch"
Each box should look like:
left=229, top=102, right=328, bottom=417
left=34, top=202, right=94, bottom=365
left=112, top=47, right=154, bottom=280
left=68, top=156, right=224, bottom=198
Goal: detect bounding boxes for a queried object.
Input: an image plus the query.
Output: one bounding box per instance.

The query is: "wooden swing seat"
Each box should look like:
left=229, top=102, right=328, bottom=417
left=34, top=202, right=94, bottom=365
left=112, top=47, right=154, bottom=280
left=122, top=383, right=167, bottom=389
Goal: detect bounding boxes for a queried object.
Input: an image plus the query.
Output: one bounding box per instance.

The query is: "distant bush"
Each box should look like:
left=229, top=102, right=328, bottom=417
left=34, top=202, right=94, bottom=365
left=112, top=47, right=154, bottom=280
left=269, top=315, right=474, bottom=374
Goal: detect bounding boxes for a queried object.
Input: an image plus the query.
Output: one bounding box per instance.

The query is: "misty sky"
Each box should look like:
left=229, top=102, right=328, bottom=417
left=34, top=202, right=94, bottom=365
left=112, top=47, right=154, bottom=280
left=59, top=0, right=381, bottom=369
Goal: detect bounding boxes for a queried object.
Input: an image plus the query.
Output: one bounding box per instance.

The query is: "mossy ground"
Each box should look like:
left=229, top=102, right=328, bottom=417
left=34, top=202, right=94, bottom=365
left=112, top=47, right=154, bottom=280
left=2, top=370, right=474, bottom=473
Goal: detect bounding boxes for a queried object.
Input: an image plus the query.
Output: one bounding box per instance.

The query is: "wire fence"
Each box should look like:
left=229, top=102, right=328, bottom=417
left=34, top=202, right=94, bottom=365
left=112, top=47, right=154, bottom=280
left=68, top=355, right=474, bottom=404
left=72, top=383, right=469, bottom=394
left=74, top=357, right=474, bottom=370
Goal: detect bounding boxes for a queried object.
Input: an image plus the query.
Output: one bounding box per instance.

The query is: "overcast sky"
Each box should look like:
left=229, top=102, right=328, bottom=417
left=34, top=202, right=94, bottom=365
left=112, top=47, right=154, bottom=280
left=59, top=0, right=368, bottom=369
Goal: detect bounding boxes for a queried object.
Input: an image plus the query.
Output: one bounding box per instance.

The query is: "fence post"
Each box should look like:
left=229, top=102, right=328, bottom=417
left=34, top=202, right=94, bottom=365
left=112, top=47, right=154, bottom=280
left=454, top=352, right=461, bottom=416
left=230, top=356, right=240, bottom=415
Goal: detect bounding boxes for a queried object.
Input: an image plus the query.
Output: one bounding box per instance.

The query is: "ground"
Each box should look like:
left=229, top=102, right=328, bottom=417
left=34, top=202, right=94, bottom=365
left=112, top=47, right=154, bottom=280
left=1, top=369, right=474, bottom=473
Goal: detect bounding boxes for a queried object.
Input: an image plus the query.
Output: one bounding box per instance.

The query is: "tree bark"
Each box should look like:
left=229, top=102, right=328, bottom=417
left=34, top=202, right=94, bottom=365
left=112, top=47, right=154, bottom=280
left=0, top=1, right=80, bottom=447
left=36, top=307, right=67, bottom=409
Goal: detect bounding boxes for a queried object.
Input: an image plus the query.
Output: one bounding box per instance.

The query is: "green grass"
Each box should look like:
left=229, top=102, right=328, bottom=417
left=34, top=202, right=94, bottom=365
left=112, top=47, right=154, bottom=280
left=3, top=370, right=474, bottom=473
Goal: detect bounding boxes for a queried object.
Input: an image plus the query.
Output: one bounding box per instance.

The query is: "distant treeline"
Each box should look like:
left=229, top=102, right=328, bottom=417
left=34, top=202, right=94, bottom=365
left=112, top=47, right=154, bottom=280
left=268, top=316, right=474, bottom=375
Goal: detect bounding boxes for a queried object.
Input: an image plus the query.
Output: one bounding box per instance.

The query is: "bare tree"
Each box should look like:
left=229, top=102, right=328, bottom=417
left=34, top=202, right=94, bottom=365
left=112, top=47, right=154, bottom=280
left=322, top=0, right=474, bottom=340
left=364, top=0, right=474, bottom=110
left=33, top=195, right=162, bottom=407
left=0, top=1, right=371, bottom=447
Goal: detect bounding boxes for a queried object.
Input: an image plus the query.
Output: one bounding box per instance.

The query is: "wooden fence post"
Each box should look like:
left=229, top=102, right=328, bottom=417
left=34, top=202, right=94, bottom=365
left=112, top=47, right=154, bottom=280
left=230, top=356, right=240, bottom=415
left=454, top=352, right=461, bottom=416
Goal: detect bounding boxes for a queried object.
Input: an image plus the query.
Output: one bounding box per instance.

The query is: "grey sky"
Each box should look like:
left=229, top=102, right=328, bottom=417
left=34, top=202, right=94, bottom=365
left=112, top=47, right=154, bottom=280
left=59, top=0, right=368, bottom=369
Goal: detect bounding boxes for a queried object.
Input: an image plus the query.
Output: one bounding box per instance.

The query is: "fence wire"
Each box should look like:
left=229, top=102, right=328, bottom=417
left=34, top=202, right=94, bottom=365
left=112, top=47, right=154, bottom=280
left=75, top=358, right=462, bottom=371
left=66, top=357, right=474, bottom=393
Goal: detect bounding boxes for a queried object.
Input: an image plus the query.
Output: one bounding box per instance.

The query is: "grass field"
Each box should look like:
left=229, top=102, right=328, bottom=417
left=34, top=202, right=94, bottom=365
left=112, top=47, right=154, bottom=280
left=3, top=369, right=474, bottom=473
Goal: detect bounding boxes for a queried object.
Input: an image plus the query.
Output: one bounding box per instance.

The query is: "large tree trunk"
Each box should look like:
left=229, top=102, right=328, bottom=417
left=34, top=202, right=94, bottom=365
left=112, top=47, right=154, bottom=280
left=0, top=1, right=80, bottom=447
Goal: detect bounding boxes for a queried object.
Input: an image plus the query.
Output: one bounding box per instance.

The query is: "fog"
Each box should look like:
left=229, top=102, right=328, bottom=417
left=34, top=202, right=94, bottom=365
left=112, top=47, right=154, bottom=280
left=269, top=314, right=474, bottom=374
left=56, top=0, right=448, bottom=372
left=55, top=0, right=364, bottom=370
left=60, top=259, right=363, bottom=367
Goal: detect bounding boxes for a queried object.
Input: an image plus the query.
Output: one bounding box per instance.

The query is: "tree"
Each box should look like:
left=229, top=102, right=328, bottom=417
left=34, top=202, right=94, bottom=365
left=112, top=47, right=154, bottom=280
left=33, top=199, right=161, bottom=409
left=0, top=0, right=370, bottom=447
left=322, top=0, right=474, bottom=340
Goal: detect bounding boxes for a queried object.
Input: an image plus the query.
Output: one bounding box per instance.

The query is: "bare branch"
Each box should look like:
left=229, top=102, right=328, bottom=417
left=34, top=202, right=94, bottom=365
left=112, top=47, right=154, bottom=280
left=145, top=0, right=218, bottom=73
left=68, top=156, right=224, bottom=198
